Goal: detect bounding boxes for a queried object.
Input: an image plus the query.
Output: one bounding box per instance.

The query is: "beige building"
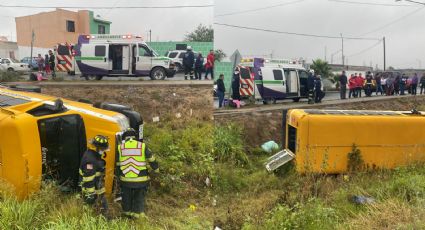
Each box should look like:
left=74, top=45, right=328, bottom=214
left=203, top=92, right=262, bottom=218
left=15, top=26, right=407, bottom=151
left=15, top=8, right=111, bottom=58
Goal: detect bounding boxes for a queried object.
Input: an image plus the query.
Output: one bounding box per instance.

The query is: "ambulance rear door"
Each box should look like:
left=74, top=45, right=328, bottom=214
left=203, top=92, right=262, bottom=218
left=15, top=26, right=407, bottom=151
left=261, top=67, right=286, bottom=100
left=283, top=69, right=299, bottom=97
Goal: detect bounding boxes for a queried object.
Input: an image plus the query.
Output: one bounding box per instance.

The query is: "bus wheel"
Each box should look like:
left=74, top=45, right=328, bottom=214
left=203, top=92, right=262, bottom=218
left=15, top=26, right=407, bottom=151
left=292, top=97, right=300, bottom=102
left=95, top=75, right=103, bottom=80
left=150, top=67, right=166, bottom=80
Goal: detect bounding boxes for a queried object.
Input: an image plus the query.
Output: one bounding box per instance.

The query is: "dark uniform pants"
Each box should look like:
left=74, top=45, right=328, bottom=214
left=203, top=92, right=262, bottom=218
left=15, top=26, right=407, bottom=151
left=121, top=186, right=147, bottom=217
left=184, top=65, right=194, bottom=80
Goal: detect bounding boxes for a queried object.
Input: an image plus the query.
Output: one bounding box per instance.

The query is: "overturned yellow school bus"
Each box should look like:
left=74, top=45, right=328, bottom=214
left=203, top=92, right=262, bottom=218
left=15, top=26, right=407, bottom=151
left=0, top=86, right=142, bottom=198
left=267, top=109, right=425, bottom=173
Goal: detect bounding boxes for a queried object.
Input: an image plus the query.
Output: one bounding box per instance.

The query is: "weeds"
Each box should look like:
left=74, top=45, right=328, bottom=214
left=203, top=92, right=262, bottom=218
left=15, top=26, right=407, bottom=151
left=0, top=71, right=23, bottom=82
left=213, top=124, right=249, bottom=166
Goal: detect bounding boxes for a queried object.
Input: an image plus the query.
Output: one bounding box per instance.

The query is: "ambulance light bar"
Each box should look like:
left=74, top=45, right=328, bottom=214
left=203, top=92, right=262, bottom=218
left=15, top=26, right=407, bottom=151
left=83, top=35, right=143, bottom=40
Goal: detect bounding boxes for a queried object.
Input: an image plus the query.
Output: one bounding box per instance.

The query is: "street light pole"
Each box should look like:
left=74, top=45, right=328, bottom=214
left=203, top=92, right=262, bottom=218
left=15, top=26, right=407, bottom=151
left=341, top=33, right=344, bottom=67
left=383, top=36, right=386, bottom=71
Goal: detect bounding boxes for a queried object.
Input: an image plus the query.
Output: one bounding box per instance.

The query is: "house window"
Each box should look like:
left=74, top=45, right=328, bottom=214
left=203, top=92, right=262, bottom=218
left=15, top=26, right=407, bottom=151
left=98, top=25, right=106, bottom=34
left=66, top=20, right=75, bottom=32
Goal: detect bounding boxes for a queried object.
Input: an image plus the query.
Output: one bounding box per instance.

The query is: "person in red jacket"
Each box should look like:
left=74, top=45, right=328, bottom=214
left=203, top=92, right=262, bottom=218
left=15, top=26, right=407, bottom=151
left=348, top=74, right=356, bottom=98
left=355, top=73, right=364, bottom=98
left=204, top=50, right=215, bottom=80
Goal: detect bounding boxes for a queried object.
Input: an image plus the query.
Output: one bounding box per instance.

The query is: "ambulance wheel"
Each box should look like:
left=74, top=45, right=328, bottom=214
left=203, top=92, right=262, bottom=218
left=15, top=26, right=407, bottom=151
left=83, top=75, right=96, bottom=81
left=95, top=75, right=103, bottom=80
left=292, top=97, right=300, bottom=102
left=272, top=98, right=277, bottom=104
left=150, top=67, right=166, bottom=80
left=262, top=99, right=269, bottom=105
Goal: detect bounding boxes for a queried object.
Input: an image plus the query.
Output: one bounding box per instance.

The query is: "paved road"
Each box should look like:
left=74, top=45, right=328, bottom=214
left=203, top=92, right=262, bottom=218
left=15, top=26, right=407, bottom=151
left=214, top=93, right=423, bottom=116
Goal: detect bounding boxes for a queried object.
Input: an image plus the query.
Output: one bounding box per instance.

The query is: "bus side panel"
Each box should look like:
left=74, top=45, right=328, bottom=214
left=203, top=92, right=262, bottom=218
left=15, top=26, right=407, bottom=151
left=296, top=115, right=425, bottom=173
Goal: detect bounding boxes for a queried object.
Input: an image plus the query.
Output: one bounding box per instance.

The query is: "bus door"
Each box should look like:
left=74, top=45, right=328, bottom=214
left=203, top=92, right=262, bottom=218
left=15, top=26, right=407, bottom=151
left=136, top=44, right=153, bottom=75
left=283, top=69, right=299, bottom=97
left=262, top=68, right=286, bottom=99
left=38, top=114, right=87, bottom=190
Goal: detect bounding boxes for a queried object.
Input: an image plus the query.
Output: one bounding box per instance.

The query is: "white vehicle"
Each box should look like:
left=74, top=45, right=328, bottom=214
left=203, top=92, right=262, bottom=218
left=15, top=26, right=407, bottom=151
left=0, top=58, right=31, bottom=72
left=75, top=34, right=176, bottom=80
left=251, top=58, right=309, bottom=103
left=165, top=50, right=202, bottom=72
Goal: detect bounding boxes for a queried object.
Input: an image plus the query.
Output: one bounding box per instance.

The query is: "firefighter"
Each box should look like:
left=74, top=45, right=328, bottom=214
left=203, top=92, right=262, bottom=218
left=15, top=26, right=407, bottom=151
left=183, top=46, right=195, bottom=80
left=307, top=69, right=316, bottom=104
left=79, top=135, right=109, bottom=216
left=118, top=128, right=159, bottom=218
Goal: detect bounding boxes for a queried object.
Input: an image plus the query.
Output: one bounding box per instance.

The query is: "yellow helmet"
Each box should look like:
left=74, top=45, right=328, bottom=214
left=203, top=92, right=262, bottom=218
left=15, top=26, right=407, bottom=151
left=92, top=135, right=109, bottom=149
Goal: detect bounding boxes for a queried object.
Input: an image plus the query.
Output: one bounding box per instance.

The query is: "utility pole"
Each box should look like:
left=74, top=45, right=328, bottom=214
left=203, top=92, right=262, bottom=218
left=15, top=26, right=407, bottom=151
left=341, top=33, right=344, bottom=67
left=30, top=30, right=35, bottom=59
left=149, top=29, right=152, bottom=42
left=383, top=36, right=386, bottom=71
left=324, top=46, right=327, bottom=62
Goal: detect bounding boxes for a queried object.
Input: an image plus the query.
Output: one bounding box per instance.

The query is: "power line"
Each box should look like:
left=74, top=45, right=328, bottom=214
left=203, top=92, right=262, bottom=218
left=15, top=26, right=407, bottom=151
left=214, top=22, right=381, bottom=40
left=215, top=0, right=305, bottom=17
left=0, top=4, right=214, bottom=9
left=328, top=0, right=417, bottom=7
left=358, top=6, right=425, bottom=36
left=347, top=39, right=382, bottom=57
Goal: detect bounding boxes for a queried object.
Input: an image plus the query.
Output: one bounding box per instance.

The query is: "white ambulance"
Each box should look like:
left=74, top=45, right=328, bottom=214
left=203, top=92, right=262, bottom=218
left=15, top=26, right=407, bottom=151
left=249, top=58, right=309, bottom=103
left=75, top=34, right=176, bottom=80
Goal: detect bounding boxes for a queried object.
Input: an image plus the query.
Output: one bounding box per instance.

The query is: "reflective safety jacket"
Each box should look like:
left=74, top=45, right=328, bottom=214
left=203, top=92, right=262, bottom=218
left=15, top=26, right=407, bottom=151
left=79, top=149, right=106, bottom=197
left=117, top=139, right=158, bottom=188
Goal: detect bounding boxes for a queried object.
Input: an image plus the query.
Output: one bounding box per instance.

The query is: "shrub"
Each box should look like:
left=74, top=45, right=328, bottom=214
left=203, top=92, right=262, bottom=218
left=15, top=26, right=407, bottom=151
left=0, top=71, right=22, bottom=82
left=214, top=124, right=249, bottom=166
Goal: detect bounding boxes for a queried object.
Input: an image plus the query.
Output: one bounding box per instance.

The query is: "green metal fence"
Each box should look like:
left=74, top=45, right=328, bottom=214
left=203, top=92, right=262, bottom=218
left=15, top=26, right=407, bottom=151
left=214, top=61, right=234, bottom=94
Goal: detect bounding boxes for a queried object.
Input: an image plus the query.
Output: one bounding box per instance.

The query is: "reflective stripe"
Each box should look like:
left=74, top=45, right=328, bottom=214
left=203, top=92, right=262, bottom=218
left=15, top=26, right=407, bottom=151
left=79, top=169, right=84, bottom=176
left=95, top=172, right=103, bottom=177
left=121, top=157, right=147, bottom=167
left=96, top=187, right=105, bottom=194
left=120, top=176, right=149, bottom=182
left=122, top=166, right=140, bottom=175
left=82, top=174, right=95, bottom=182
left=121, top=148, right=142, bottom=156
left=82, top=187, right=95, bottom=194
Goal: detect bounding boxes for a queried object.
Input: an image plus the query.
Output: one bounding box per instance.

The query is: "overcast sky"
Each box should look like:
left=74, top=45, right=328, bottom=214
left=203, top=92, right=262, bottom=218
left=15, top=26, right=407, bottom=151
left=0, top=0, right=213, bottom=42
left=214, top=0, right=425, bottom=69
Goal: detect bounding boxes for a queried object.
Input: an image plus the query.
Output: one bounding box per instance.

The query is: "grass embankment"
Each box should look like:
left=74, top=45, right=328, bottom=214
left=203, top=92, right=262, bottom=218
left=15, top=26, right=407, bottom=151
left=0, top=120, right=216, bottom=230
left=212, top=123, right=425, bottom=230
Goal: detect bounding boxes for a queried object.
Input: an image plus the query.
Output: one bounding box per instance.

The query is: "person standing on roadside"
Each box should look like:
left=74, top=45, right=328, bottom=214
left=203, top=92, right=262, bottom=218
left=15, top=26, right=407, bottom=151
left=217, top=74, right=226, bottom=108
left=339, top=71, right=347, bottom=99
left=400, top=73, right=408, bottom=95
left=411, top=73, right=418, bottom=95
left=204, top=50, right=215, bottom=80
left=44, top=54, right=50, bottom=74
left=420, top=73, right=425, bottom=94
left=307, top=69, right=316, bottom=103
left=356, top=73, right=364, bottom=98
left=365, top=71, right=373, bottom=97
left=194, top=53, right=204, bottom=80
left=36, top=54, right=44, bottom=72
left=314, top=75, right=324, bottom=103
left=348, top=74, right=356, bottom=98
left=375, top=73, right=383, bottom=95
left=48, top=50, right=56, bottom=79
left=182, top=46, right=195, bottom=80
left=394, top=74, right=400, bottom=95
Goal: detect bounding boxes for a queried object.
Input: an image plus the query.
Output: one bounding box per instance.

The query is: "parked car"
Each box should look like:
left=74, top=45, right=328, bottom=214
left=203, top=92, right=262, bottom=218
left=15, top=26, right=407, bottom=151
left=165, top=50, right=203, bottom=72
left=20, top=57, right=38, bottom=70
left=0, top=58, right=31, bottom=72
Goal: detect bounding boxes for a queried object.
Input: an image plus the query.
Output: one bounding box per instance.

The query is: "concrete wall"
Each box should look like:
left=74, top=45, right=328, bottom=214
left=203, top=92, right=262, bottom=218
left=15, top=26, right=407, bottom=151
left=17, top=46, right=50, bottom=60
left=0, top=41, right=18, bottom=59
left=15, top=9, right=91, bottom=51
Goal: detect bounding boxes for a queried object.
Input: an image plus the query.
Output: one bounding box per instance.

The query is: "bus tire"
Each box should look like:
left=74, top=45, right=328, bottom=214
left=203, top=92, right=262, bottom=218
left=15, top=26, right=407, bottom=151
left=150, top=67, right=166, bottom=80
left=292, top=97, right=300, bottom=102
left=95, top=75, right=103, bottom=80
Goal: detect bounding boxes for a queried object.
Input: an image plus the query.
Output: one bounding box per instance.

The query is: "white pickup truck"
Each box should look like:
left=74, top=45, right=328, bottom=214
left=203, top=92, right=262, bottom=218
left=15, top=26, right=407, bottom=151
left=0, top=58, right=31, bottom=72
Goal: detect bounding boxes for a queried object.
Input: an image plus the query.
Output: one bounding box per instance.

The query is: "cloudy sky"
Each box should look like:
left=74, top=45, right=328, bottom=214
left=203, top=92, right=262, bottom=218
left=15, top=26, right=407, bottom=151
left=214, top=0, right=425, bottom=69
left=0, top=0, right=213, bottom=41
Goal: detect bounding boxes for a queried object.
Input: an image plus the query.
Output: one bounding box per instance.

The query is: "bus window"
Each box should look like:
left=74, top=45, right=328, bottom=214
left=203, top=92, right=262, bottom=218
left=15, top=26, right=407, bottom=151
left=57, top=45, right=70, bottom=56
left=287, top=125, right=297, bottom=153
left=240, top=67, right=251, bottom=79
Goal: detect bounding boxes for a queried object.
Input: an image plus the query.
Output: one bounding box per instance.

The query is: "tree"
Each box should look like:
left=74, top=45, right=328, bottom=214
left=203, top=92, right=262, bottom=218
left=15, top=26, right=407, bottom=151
left=310, top=59, right=332, bottom=79
left=214, top=49, right=226, bottom=62
left=184, top=24, right=213, bottom=42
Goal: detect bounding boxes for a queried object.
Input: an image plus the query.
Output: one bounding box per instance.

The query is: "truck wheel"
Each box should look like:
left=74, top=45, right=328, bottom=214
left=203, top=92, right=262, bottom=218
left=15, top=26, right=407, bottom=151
left=95, top=75, right=103, bottom=80
left=7, top=67, right=14, bottom=72
left=150, top=67, right=166, bottom=80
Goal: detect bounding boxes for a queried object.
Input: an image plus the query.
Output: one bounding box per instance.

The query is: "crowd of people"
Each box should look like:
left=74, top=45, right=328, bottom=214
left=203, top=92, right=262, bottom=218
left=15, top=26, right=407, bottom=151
left=34, top=50, right=56, bottom=79
left=182, top=47, right=215, bottom=80
left=338, top=71, right=425, bottom=99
